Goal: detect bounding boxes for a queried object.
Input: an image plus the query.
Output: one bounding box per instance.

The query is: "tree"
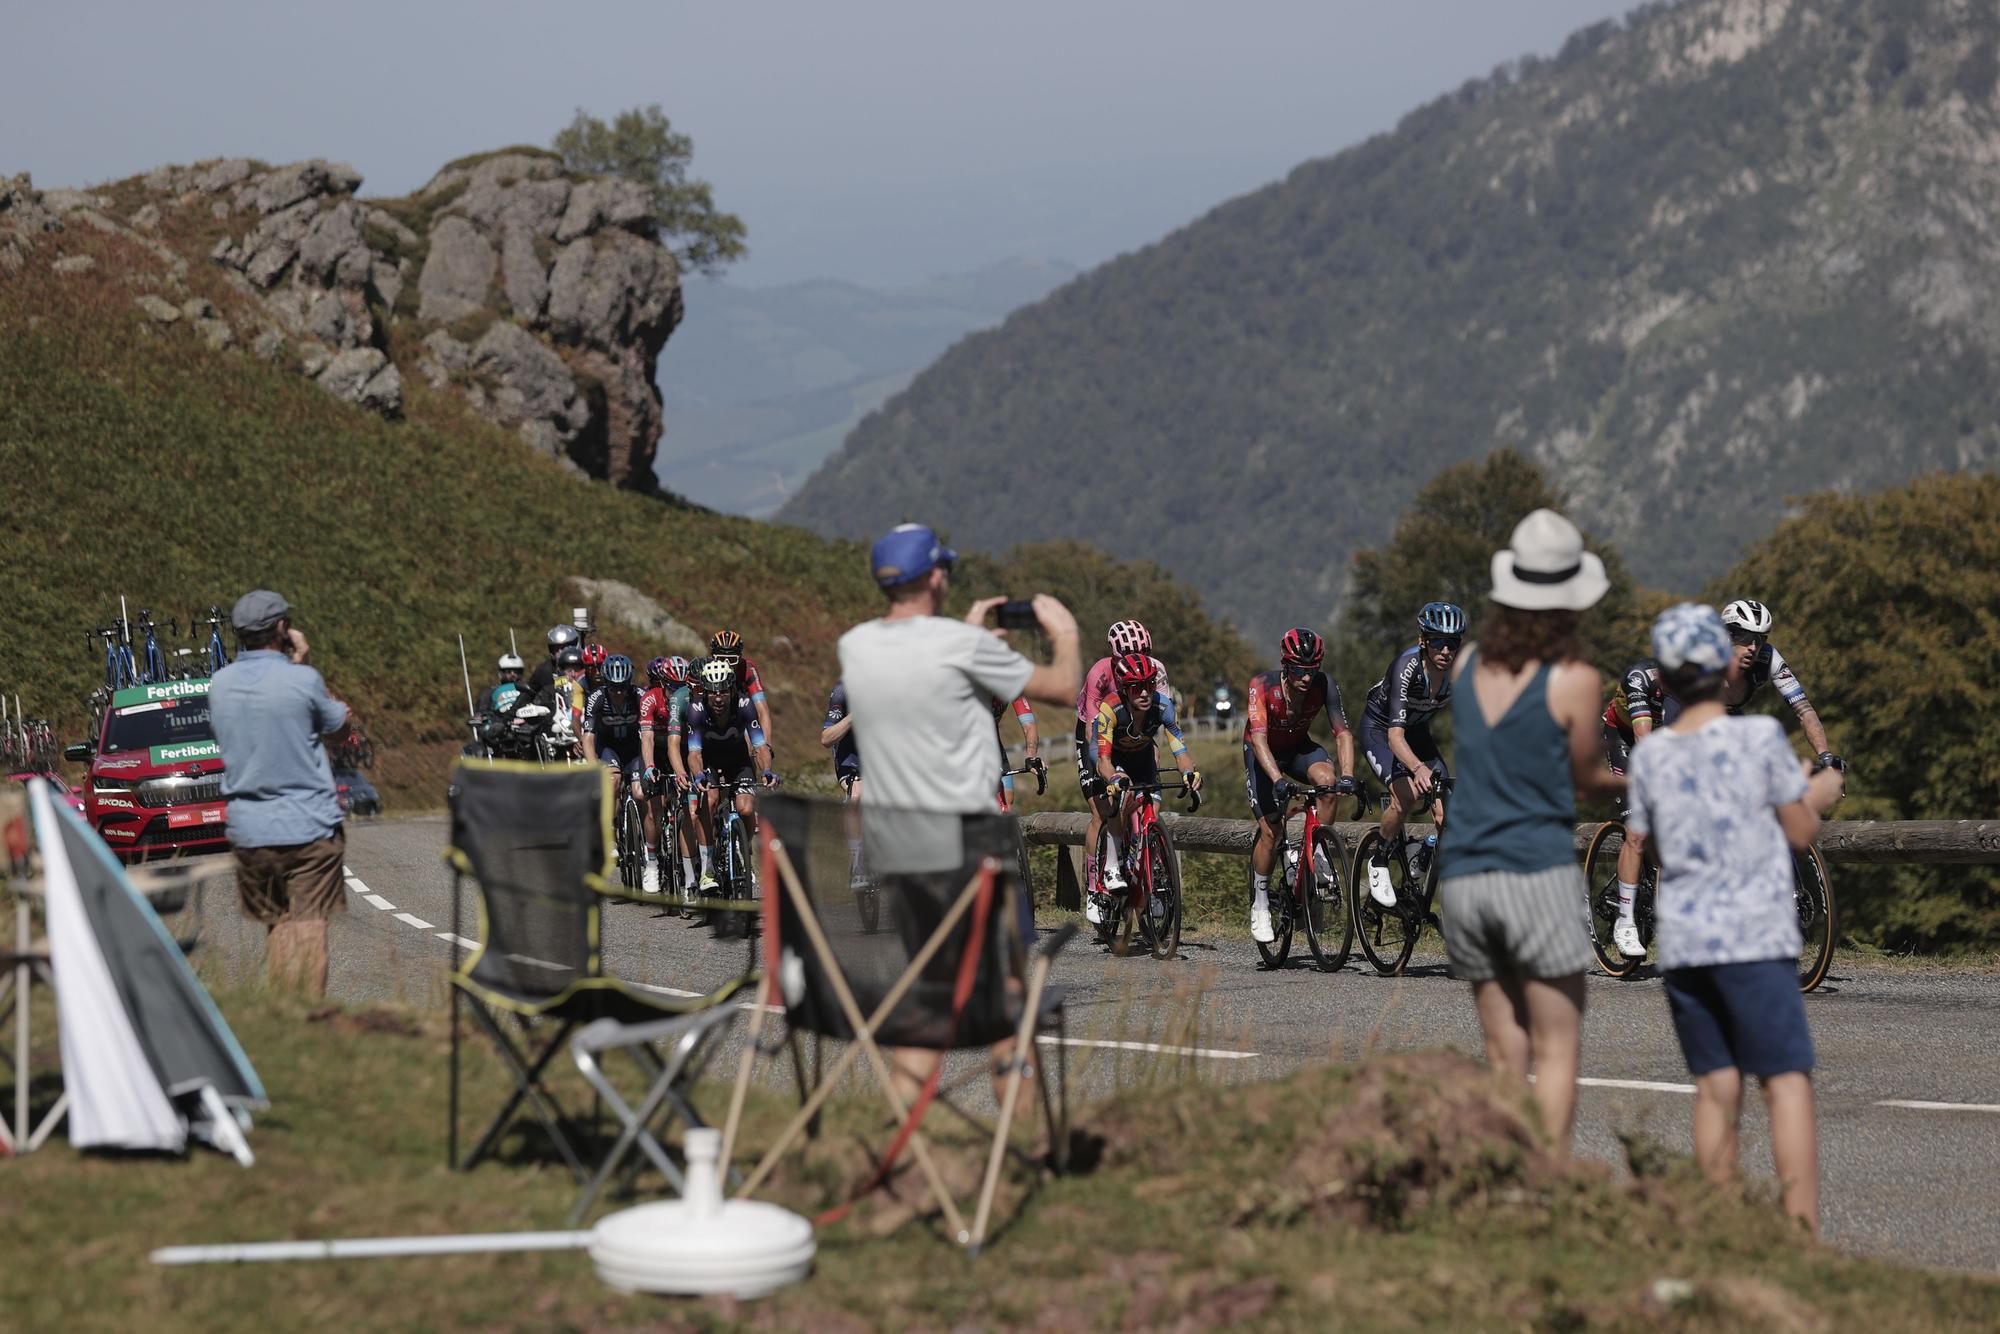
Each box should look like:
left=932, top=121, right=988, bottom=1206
left=553, top=105, right=747, bottom=275
left=1715, top=472, right=2000, bottom=951
left=1338, top=450, right=1640, bottom=688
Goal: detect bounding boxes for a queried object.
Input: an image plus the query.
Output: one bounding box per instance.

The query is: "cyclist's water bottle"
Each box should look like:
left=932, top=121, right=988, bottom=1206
left=1283, top=844, right=1300, bottom=881
left=1412, top=831, right=1438, bottom=876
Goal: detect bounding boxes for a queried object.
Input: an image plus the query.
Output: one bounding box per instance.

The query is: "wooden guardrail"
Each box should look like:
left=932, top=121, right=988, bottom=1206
left=1017, top=812, right=2000, bottom=866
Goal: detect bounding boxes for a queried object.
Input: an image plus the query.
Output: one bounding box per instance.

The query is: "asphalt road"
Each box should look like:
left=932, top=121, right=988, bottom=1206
left=184, top=816, right=2000, bottom=1275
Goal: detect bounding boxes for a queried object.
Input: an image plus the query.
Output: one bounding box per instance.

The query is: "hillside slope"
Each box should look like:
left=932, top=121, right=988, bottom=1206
left=783, top=0, right=2000, bottom=639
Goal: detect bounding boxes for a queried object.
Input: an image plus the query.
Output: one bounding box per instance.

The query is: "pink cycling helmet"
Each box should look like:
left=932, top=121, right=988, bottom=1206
left=1106, top=619, right=1152, bottom=656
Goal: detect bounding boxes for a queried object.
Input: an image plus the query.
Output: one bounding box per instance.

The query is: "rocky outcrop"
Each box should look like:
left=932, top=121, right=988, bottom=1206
left=4, top=150, right=683, bottom=488
left=407, top=152, right=682, bottom=486
left=565, top=577, right=706, bottom=656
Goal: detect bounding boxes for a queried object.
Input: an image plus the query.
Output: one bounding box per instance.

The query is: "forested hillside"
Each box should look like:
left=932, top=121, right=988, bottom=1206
left=784, top=0, right=2000, bottom=641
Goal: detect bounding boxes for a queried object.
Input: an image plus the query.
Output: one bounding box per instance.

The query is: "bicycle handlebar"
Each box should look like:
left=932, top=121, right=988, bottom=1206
left=1000, top=759, right=1049, bottom=795
left=1120, top=777, right=1203, bottom=813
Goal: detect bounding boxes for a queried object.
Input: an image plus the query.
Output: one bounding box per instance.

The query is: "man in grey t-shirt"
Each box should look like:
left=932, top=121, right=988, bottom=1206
left=208, top=590, right=354, bottom=998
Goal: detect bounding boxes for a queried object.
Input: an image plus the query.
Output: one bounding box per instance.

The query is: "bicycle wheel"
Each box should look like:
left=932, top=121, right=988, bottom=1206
left=618, top=796, right=644, bottom=892
left=1092, top=824, right=1119, bottom=949
left=1583, top=821, right=1644, bottom=978
left=1351, top=830, right=1418, bottom=976
left=1794, top=846, right=1835, bottom=993
left=1303, top=827, right=1353, bottom=973
left=1011, top=823, right=1035, bottom=921
left=722, top=814, right=758, bottom=938
left=1139, top=825, right=1182, bottom=960
left=1253, top=848, right=1295, bottom=969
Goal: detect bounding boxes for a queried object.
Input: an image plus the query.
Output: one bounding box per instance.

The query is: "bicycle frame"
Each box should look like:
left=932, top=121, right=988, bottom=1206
left=1111, top=778, right=1199, bottom=912
left=194, top=606, right=230, bottom=675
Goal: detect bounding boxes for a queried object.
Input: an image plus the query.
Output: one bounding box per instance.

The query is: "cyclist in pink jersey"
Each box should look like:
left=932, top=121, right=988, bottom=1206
left=1074, top=620, right=1170, bottom=923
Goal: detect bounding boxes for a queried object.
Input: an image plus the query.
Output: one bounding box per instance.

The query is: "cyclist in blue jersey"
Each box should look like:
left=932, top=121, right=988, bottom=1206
left=1360, top=602, right=1465, bottom=908
left=821, top=680, right=862, bottom=799
left=582, top=656, right=648, bottom=868
left=682, top=657, right=775, bottom=892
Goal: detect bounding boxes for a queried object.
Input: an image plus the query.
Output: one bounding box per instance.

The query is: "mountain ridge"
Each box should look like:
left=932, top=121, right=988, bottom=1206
left=781, top=0, right=2000, bottom=641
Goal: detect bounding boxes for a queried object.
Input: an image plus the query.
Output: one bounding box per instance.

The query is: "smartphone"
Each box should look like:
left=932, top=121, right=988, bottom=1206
left=996, top=599, right=1040, bottom=631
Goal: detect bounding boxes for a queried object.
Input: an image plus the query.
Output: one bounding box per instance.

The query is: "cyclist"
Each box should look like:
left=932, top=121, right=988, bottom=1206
left=682, top=657, right=777, bottom=894
left=705, top=629, right=774, bottom=750
left=580, top=642, right=608, bottom=696
left=1360, top=602, right=1464, bottom=909
left=638, top=655, right=693, bottom=895
left=1602, top=657, right=1681, bottom=958
left=1244, top=627, right=1358, bottom=944
left=527, top=624, right=580, bottom=698
left=581, top=653, right=648, bottom=869
left=1719, top=599, right=1842, bottom=771
left=1089, top=654, right=1200, bottom=918
left=993, top=692, right=1043, bottom=813
left=1076, top=620, right=1171, bottom=912
left=821, top=680, right=862, bottom=800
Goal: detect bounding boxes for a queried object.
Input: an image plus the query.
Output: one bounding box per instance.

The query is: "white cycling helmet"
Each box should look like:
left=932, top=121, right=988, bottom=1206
left=1106, top=619, right=1152, bottom=656
left=497, top=652, right=525, bottom=672
left=1720, top=599, right=1773, bottom=635
left=698, top=658, right=736, bottom=690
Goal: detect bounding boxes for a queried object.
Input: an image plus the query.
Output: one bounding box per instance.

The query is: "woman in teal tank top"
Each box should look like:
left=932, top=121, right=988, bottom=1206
left=1444, top=509, right=1626, bottom=1155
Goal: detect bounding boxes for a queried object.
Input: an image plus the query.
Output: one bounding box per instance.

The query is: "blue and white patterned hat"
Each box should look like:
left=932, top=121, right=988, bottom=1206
left=1651, top=602, right=1730, bottom=675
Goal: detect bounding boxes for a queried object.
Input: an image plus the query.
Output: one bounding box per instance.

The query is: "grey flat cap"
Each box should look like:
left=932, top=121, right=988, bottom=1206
left=231, top=589, right=294, bottom=632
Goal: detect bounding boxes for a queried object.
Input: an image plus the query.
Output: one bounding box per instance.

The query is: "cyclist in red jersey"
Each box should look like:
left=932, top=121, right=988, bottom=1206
left=1244, top=627, right=1358, bottom=943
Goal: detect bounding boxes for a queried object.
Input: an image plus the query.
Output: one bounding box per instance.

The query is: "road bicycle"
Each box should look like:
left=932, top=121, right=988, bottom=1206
left=1095, top=776, right=1200, bottom=959
left=612, top=768, right=650, bottom=894
left=1254, top=783, right=1360, bottom=972
left=133, top=609, right=177, bottom=684
left=192, top=605, right=231, bottom=675
left=92, top=618, right=140, bottom=693
left=701, top=774, right=777, bottom=942
left=1580, top=818, right=1838, bottom=993
left=998, top=757, right=1048, bottom=906
left=1349, top=776, right=1454, bottom=976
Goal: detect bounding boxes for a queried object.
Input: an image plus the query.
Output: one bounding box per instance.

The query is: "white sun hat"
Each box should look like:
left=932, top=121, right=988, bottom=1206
left=1489, top=508, right=1611, bottom=612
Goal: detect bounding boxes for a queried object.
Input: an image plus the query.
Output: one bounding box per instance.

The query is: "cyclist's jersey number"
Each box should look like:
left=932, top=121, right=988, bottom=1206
left=1362, top=646, right=1449, bottom=733
left=1090, top=696, right=1188, bottom=766
left=1246, top=669, right=1349, bottom=754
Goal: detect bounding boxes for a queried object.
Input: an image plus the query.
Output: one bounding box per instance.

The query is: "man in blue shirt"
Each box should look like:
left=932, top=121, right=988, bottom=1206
left=208, top=590, right=354, bottom=998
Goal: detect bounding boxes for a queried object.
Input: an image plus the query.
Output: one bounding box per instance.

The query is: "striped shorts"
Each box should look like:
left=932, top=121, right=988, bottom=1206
left=1439, top=863, right=1593, bottom=981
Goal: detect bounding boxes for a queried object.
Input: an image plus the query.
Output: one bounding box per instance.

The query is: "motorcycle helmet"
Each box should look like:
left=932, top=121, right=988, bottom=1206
left=546, top=624, right=580, bottom=654
left=497, top=652, right=525, bottom=674
left=556, top=646, right=583, bottom=671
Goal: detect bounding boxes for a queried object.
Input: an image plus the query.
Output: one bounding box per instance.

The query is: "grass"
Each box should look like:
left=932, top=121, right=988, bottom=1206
left=3, top=985, right=1995, bottom=1332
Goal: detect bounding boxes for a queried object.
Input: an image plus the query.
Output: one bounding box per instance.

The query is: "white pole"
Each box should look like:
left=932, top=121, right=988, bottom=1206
left=457, top=635, right=476, bottom=719
left=152, top=1231, right=592, bottom=1265
left=120, top=595, right=130, bottom=649
left=510, top=627, right=518, bottom=657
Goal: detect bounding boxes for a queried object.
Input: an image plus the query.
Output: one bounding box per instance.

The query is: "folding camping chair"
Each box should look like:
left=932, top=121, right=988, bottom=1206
left=719, top=795, right=1073, bottom=1254
left=444, top=759, right=753, bottom=1214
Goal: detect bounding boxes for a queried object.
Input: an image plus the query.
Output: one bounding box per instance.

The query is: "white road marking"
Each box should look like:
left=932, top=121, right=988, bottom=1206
left=363, top=894, right=396, bottom=911
left=435, top=933, right=479, bottom=949
left=1577, top=1076, right=1697, bottom=1094
left=1875, top=1099, right=2000, bottom=1114
left=629, top=979, right=709, bottom=1000
left=1037, top=1036, right=1258, bottom=1061
left=393, top=912, right=435, bottom=930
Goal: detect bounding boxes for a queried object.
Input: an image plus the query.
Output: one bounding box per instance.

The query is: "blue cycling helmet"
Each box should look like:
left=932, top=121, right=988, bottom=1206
left=1416, top=602, right=1466, bottom=637
left=603, top=653, right=635, bottom=685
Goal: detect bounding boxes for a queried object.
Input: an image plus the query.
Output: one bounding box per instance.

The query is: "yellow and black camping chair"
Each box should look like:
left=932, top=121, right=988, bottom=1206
left=444, top=759, right=753, bottom=1216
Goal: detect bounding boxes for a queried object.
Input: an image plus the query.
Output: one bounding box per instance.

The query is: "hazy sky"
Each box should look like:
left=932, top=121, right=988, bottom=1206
left=9, top=1, right=1632, bottom=287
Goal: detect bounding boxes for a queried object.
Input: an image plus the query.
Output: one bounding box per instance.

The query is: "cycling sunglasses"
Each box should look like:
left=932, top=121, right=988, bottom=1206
left=1425, top=636, right=1464, bottom=652
left=1728, top=630, right=1767, bottom=648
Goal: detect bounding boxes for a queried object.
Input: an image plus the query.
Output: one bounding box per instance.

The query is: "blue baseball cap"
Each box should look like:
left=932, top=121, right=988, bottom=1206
left=1651, top=602, right=1730, bottom=675
left=870, top=523, right=957, bottom=588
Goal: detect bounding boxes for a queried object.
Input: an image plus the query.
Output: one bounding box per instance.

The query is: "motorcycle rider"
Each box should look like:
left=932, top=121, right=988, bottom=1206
left=527, top=624, right=581, bottom=698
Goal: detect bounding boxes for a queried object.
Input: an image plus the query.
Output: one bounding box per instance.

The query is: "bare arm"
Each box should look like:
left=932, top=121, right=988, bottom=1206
left=820, top=714, right=853, bottom=749
left=1021, top=594, right=1082, bottom=708
left=1551, top=662, right=1624, bottom=803
left=1795, top=705, right=1831, bottom=757
left=1778, top=766, right=1844, bottom=849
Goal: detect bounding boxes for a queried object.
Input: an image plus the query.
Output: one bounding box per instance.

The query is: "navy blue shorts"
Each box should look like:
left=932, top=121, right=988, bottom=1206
left=1243, top=744, right=1332, bottom=820
left=594, top=743, right=645, bottom=780
left=1359, top=716, right=1445, bottom=788
left=1664, top=961, right=1815, bottom=1079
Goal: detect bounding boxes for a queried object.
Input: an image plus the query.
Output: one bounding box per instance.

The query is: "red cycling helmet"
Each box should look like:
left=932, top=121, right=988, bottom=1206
left=581, top=643, right=607, bottom=669
left=1107, top=619, right=1152, bottom=656
left=1112, top=653, right=1157, bottom=692
left=1280, top=627, right=1323, bottom=668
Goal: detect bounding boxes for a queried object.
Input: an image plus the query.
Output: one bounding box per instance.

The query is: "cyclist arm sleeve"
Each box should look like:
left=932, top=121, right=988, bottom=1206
left=685, top=707, right=704, bottom=753
left=581, top=689, right=601, bottom=736
left=1389, top=656, right=1418, bottom=729
left=1769, top=649, right=1812, bottom=715
left=1011, top=696, right=1034, bottom=725
left=748, top=711, right=767, bottom=751
left=1161, top=709, right=1189, bottom=760
left=1090, top=702, right=1117, bottom=764
left=1623, top=665, right=1654, bottom=723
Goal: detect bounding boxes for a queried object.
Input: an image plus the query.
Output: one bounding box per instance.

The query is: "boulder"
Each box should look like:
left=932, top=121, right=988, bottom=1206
left=181, top=297, right=216, bottom=320
left=299, top=343, right=332, bottom=378
left=500, top=225, right=548, bottom=319
left=418, top=216, right=496, bottom=322
left=315, top=347, right=400, bottom=413
left=136, top=294, right=182, bottom=322
left=194, top=317, right=236, bottom=351
left=129, top=203, right=162, bottom=230
left=193, top=158, right=255, bottom=195
left=555, top=178, right=654, bottom=243
left=297, top=199, right=371, bottom=286
left=52, top=254, right=95, bottom=274
left=237, top=159, right=360, bottom=216
left=250, top=328, right=287, bottom=361
left=565, top=578, right=706, bottom=656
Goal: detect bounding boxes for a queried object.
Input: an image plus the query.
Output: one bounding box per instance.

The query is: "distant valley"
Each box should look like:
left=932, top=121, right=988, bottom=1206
left=653, top=257, right=1075, bottom=514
